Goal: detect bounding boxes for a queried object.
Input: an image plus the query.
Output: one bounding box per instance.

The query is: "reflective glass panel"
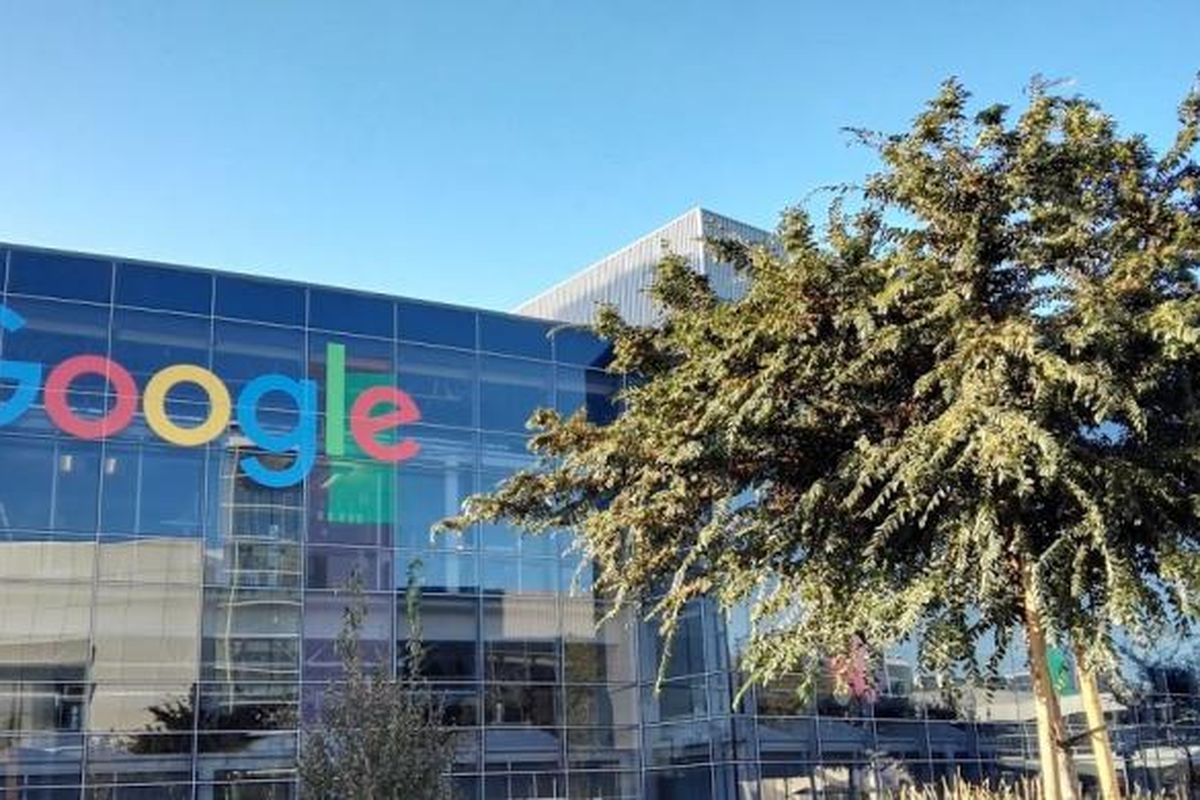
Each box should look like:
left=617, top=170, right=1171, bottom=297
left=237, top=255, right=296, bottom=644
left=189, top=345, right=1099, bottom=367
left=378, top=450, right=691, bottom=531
left=480, top=356, right=552, bottom=433
left=556, top=366, right=621, bottom=425
left=115, top=262, right=213, bottom=314
left=551, top=326, right=613, bottom=369
left=110, top=308, right=212, bottom=407
left=0, top=435, right=101, bottom=532
left=7, top=249, right=112, bottom=303
left=309, top=288, right=393, bottom=338
left=397, top=594, right=479, bottom=681
left=396, top=299, right=475, bottom=349
left=214, top=275, right=305, bottom=326
left=100, top=443, right=208, bottom=537
left=479, top=313, right=552, bottom=359
left=397, top=343, right=477, bottom=428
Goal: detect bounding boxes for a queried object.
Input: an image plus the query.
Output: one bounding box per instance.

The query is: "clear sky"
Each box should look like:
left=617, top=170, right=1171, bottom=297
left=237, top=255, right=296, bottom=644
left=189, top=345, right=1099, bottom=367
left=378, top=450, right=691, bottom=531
left=0, top=2, right=1196, bottom=311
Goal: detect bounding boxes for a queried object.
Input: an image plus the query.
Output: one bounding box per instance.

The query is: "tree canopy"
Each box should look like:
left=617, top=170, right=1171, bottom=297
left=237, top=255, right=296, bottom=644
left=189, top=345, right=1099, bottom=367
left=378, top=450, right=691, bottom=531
left=446, top=79, right=1200, bottom=707
left=298, top=570, right=454, bottom=800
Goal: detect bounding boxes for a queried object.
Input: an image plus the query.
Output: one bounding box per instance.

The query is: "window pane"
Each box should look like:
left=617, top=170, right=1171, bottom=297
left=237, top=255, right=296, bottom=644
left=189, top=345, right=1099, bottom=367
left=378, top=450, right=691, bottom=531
left=201, top=587, right=301, bottom=684
left=396, top=466, right=475, bottom=550
left=215, top=276, right=305, bottom=326
left=0, top=435, right=100, bottom=532
left=563, top=601, right=635, bottom=685
left=397, top=300, right=475, bottom=349
left=303, top=591, right=391, bottom=679
left=565, top=686, right=638, bottom=727
left=307, top=458, right=395, bottom=547
left=309, top=289, right=393, bottom=338
left=397, top=550, right=478, bottom=595
left=551, top=326, right=613, bottom=368
left=308, top=332, right=394, bottom=437
left=480, top=356, right=552, bottom=433
left=97, top=535, right=203, bottom=585
left=0, top=579, right=93, bottom=677
left=306, top=544, right=391, bottom=590
left=479, top=313, right=552, bottom=359
left=92, top=582, right=203, bottom=683
left=397, top=343, right=477, bottom=428
left=115, top=262, right=213, bottom=314
left=101, top=443, right=208, bottom=537
left=0, top=531, right=96, bottom=583
left=483, top=684, right=561, bottom=727
left=8, top=249, right=112, bottom=303
left=483, top=596, right=561, bottom=683
left=397, top=594, right=479, bottom=680
left=212, top=321, right=305, bottom=399
left=207, top=450, right=304, bottom=590
left=110, top=308, right=212, bottom=407
left=406, top=425, right=477, bottom=472
left=0, top=435, right=54, bottom=529
left=556, top=367, right=621, bottom=425
left=1, top=298, right=110, bottom=396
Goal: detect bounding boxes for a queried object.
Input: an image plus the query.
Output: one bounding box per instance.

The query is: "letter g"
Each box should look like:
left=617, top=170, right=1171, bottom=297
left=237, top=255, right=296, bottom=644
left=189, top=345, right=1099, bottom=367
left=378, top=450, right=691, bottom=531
left=0, top=305, right=43, bottom=426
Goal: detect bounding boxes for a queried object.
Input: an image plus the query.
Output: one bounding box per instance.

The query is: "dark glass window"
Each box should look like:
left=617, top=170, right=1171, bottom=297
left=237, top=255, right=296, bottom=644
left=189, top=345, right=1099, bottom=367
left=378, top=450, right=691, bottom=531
left=396, top=466, right=475, bottom=550
left=309, top=289, right=393, bottom=338
left=396, top=300, right=475, bottom=349
left=212, top=321, right=305, bottom=399
left=307, top=544, right=391, bottom=590
left=0, top=298, right=110, bottom=396
left=101, top=443, right=207, bottom=537
left=480, top=356, right=553, bottom=433
left=552, top=326, right=614, bottom=368
left=397, top=343, right=477, bottom=428
left=215, top=275, right=305, bottom=326
left=307, top=458, right=395, bottom=547
left=308, top=332, right=393, bottom=422
left=406, top=425, right=477, bottom=472
left=479, top=313, right=552, bottom=359
left=115, top=262, right=213, bottom=315
left=110, top=309, right=212, bottom=407
left=7, top=249, right=112, bottom=303
left=483, top=596, right=561, bottom=682
left=201, top=587, right=301, bottom=683
left=556, top=367, right=622, bottom=425
left=0, top=435, right=100, bottom=532
left=92, top=582, right=206, bottom=683
left=397, top=550, right=478, bottom=595
left=397, top=594, right=479, bottom=679
left=303, top=592, right=391, bottom=679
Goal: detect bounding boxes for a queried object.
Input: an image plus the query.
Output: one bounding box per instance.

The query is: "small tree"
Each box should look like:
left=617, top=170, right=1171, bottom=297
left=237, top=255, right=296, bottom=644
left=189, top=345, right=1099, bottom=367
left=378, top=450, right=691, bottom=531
left=445, top=79, right=1200, bottom=800
left=298, top=568, right=455, bottom=800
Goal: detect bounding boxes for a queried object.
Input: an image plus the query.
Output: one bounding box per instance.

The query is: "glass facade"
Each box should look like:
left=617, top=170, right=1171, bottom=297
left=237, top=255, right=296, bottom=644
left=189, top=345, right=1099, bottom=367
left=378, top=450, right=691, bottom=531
left=0, top=244, right=1196, bottom=799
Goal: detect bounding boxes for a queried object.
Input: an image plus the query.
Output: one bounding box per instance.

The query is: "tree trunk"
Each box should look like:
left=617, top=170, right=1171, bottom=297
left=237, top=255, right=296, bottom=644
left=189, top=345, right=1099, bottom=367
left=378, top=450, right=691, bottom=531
left=1022, top=564, right=1078, bottom=800
left=1075, top=644, right=1121, bottom=800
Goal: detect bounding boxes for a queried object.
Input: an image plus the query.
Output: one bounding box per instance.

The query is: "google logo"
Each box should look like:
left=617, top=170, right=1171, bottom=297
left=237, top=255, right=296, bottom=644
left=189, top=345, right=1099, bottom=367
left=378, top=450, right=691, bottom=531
left=0, top=303, right=420, bottom=488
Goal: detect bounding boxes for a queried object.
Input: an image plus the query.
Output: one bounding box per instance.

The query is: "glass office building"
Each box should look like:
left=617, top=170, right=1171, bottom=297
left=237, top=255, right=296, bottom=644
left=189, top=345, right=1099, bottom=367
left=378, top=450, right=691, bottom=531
left=0, top=243, right=1196, bottom=800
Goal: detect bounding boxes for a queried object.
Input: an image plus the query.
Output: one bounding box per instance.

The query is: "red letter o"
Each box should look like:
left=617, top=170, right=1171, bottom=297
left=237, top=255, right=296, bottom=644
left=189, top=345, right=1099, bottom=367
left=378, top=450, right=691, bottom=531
left=44, top=356, right=138, bottom=439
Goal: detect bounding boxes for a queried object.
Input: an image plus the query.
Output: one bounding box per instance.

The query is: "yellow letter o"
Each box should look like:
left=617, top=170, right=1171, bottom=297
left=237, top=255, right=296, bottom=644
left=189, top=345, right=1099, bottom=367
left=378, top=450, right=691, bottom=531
left=144, top=365, right=232, bottom=446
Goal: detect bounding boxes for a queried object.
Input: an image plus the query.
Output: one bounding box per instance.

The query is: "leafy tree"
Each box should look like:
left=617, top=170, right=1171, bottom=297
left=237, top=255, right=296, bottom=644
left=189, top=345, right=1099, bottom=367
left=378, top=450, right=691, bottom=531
left=445, top=78, right=1200, bottom=799
left=298, top=567, right=455, bottom=800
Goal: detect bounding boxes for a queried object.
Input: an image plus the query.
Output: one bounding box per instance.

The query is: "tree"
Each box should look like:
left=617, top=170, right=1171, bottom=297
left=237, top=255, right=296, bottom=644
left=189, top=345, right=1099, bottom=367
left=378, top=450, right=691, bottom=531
left=445, top=78, right=1200, bottom=799
left=298, top=567, right=455, bottom=800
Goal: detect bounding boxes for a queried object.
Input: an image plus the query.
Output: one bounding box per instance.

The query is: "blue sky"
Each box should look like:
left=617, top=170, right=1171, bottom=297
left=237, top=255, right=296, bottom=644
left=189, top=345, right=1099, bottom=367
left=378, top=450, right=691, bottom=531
left=0, top=2, right=1196, bottom=311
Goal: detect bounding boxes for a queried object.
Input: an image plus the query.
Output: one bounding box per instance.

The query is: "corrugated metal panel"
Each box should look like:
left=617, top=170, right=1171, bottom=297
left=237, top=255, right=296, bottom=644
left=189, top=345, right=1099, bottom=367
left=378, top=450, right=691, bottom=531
left=515, top=207, right=772, bottom=326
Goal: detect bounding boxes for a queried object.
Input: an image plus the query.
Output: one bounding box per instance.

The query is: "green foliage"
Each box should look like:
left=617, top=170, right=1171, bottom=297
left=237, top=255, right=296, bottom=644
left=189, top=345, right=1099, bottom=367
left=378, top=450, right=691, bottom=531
left=298, top=568, right=454, bottom=800
left=444, top=78, right=1200, bottom=698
